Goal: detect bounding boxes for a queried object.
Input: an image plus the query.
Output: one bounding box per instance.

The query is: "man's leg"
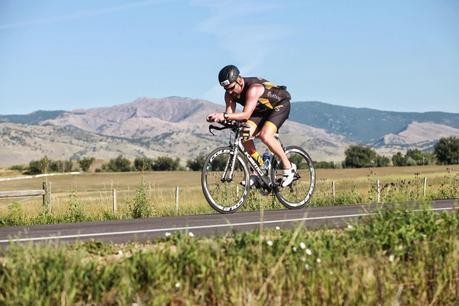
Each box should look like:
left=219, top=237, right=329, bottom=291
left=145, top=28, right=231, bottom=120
left=258, top=122, right=291, bottom=170
left=242, top=120, right=263, bottom=165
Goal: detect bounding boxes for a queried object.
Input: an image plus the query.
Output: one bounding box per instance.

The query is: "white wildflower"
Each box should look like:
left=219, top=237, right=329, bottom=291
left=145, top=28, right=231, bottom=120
left=301, top=256, right=306, bottom=262
left=292, top=247, right=297, bottom=252
left=117, top=250, right=123, bottom=256
left=275, top=226, right=280, bottom=230
left=347, top=224, right=353, bottom=230
left=397, top=245, right=403, bottom=250
left=165, top=232, right=171, bottom=237
left=389, top=255, right=395, bottom=262
left=266, top=240, right=273, bottom=247
left=299, top=242, right=306, bottom=249
left=305, top=248, right=312, bottom=256
left=188, top=232, right=194, bottom=238
left=304, top=264, right=311, bottom=271
left=175, top=282, right=181, bottom=288
left=316, top=258, right=321, bottom=264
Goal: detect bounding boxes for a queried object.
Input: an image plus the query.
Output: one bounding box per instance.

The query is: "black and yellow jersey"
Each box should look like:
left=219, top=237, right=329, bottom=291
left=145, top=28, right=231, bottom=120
left=234, top=77, right=291, bottom=111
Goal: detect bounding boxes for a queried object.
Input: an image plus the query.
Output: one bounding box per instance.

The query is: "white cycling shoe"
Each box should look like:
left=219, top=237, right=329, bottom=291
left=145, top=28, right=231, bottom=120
left=281, top=163, right=297, bottom=187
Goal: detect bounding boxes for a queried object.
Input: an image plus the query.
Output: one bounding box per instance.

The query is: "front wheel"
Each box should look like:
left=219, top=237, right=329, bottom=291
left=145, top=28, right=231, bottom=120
left=271, top=146, right=316, bottom=209
left=201, top=147, right=251, bottom=214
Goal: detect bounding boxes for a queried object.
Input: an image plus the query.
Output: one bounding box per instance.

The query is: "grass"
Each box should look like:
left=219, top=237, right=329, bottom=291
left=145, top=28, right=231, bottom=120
left=0, top=165, right=458, bottom=226
left=0, top=205, right=458, bottom=305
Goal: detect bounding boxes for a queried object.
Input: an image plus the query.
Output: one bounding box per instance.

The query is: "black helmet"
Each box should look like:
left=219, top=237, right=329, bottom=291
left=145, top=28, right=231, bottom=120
left=218, top=65, right=240, bottom=86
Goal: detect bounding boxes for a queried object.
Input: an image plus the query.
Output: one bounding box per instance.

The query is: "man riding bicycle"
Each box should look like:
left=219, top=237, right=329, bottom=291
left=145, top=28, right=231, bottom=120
left=206, top=65, right=296, bottom=187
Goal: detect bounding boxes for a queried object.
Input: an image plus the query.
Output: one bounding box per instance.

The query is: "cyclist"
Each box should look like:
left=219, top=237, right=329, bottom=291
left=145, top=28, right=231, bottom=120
left=206, top=64, right=296, bottom=187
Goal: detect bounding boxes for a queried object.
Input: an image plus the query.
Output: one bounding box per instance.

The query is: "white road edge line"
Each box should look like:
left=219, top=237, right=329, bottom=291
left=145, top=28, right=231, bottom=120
left=0, top=207, right=456, bottom=243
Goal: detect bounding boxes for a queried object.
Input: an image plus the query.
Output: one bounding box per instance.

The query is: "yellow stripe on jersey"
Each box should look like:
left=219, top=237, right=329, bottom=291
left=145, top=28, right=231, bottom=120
left=262, top=82, right=274, bottom=89
left=258, top=98, right=273, bottom=109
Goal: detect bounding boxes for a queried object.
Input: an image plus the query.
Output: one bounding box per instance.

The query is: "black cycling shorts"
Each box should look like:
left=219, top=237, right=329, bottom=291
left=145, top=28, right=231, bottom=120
left=246, top=100, right=290, bottom=133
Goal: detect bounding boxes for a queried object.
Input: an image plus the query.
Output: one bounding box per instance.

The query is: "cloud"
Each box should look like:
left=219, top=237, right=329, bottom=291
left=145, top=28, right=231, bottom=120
left=192, top=0, right=288, bottom=103
left=0, top=0, right=166, bottom=31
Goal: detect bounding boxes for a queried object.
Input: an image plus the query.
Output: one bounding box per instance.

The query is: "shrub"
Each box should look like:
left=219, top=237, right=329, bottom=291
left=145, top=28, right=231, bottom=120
left=152, top=156, right=180, bottom=171
left=434, top=136, right=459, bottom=165
left=130, top=181, right=153, bottom=218
left=102, top=155, right=132, bottom=172
left=186, top=154, right=206, bottom=171
left=78, top=157, right=95, bottom=172
left=134, top=157, right=153, bottom=171
left=343, top=145, right=377, bottom=168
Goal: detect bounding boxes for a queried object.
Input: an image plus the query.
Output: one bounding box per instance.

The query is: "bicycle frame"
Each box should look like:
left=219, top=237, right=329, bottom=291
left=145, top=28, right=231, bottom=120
left=222, top=125, right=273, bottom=188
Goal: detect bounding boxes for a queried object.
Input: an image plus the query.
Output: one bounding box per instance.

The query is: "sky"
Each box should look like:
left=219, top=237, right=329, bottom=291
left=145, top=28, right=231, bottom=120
left=0, top=0, right=458, bottom=114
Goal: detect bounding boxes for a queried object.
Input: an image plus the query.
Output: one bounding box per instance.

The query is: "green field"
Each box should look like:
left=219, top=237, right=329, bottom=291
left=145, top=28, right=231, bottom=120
left=0, top=206, right=458, bottom=305
left=0, top=165, right=458, bottom=225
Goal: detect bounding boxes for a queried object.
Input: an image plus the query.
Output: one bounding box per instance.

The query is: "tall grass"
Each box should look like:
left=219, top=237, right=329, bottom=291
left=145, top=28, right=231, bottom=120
left=0, top=205, right=458, bottom=304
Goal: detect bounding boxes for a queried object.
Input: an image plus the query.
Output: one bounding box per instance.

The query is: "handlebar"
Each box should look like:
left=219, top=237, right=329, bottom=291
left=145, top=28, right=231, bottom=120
left=208, top=120, right=246, bottom=135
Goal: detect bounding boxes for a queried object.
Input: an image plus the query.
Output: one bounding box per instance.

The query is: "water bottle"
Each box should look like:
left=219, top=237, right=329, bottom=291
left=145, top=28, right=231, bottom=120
left=262, top=150, right=271, bottom=174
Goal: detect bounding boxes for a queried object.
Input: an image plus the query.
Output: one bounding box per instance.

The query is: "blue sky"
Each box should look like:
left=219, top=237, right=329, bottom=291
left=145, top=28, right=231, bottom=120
left=1, top=0, right=458, bottom=114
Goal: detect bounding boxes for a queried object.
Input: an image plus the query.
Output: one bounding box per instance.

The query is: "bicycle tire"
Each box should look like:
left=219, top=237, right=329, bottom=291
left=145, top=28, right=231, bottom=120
left=201, top=146, right=251, bottom=213
left=271, top=146, right=315, bottom=209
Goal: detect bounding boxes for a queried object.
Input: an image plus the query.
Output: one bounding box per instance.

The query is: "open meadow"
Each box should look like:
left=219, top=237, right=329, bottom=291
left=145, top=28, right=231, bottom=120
left=0, top=165, right=458, bottom=225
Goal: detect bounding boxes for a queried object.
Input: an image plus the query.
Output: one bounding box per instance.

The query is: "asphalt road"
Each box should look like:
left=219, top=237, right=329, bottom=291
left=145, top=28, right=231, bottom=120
left=0, top=199, right=457, bottom=245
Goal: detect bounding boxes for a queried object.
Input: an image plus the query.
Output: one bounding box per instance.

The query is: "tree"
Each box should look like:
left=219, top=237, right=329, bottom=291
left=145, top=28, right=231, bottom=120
left=434, top=137, right=459, bottom=165
left=152, top=156, right=180, bottom=171
left=134, top=157, right=153, bottom=171
left=49, top=160, right=64, bottom=172
left=78, top=157, right=95, bottom=172
left=186, top=154, right=206, bottom=171
left=343, top=145, right=377, bottom=168
left=27, top=160, right=43, bottom=174
left=39, top=156, right=50, bottom=174
left=392, top=152, right=406, bottom=166
left=103, top=155, right=132, bottom=172
left=376, top=155, right=390, bottom=167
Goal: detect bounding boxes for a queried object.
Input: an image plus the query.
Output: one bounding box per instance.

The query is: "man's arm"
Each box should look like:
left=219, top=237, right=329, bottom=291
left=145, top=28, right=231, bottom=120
left=225, top=92, right=236, bottom=114
left=225, top=84, right=264, bottom=121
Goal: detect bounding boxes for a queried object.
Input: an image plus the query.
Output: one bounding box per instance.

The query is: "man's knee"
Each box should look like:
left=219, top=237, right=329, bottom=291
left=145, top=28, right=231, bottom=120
left=259, top=130, right=274, bottom=143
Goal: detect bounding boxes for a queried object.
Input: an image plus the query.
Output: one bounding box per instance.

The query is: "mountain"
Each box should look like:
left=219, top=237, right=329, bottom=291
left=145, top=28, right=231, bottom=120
left=0, top=97, right=348, bottom=166
left=290, top=102, right=459, bottom=144
left=372, top=121, right=459, bottom=156
left=1, top=98, right=458, bottom=167
left=0, top=110, right=65, bottom=125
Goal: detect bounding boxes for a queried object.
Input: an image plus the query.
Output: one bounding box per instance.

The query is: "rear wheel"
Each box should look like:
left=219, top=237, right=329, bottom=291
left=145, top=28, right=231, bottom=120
left=271, top=146, right=315, bottom=209
left=201, top=147, right=250, bottom=213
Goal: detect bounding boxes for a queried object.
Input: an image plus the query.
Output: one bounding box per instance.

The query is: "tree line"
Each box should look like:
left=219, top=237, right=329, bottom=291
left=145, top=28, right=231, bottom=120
left=342, top=136, right=459, bottom=168
left=8, top=137, right=459, bottom=174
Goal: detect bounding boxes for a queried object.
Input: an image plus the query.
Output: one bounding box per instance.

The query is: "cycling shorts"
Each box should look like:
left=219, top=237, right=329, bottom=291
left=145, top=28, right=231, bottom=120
left=246, top=100, right=290, bottom=133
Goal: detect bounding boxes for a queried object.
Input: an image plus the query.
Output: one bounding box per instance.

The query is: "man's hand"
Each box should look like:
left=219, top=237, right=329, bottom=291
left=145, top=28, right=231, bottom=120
left=206, top=113, right=225, bottom=122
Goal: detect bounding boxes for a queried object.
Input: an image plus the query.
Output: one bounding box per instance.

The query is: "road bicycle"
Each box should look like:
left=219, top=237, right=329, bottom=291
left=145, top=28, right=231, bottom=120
left=201, top=120, right=316, bottom=214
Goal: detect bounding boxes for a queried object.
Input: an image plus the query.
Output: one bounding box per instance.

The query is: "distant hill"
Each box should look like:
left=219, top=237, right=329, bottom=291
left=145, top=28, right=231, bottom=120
left=290, top=101, right=459, bottom=144
left=0, top=110, right=65, bottom=125
left=1, top=98, right=458, bottom=166
left=0, top=97, right=348, bottom=166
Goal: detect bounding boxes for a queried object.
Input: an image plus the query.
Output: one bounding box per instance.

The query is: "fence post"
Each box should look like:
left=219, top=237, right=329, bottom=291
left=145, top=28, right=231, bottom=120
left=112, top=188, right=117, bottom=213
left=423, top=177, right=427, bottom=198
left=175, top=186, right=179, bottom=214
left=42, top=181, right=51, bottom=211
left=332, top=181, right=336, bottom=201
left=377, top=179, right=381, bottom=203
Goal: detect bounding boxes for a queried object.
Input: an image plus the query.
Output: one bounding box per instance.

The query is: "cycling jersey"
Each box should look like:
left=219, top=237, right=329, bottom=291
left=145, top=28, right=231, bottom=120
left=234, top=77, right=291, bottom=112
left=235, top=77, right=291, bottom=132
